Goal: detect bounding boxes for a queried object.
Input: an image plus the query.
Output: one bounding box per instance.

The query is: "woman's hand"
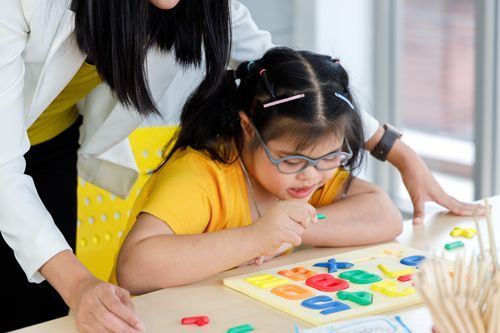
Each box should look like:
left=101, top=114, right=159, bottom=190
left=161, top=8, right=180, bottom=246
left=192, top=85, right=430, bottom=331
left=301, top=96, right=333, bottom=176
left=371, top=126, right=486, bottom=224
left=399, top=154, right=485, bottom=224
left=69, top=278, right=145, bottom=333
left=250, top=200, right=317, bottom=256
left=40, top=250, right=145, bottom=333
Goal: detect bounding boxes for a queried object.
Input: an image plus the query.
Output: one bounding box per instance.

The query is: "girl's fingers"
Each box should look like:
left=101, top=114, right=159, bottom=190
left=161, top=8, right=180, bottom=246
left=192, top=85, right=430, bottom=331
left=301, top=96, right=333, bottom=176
left=284, top=203, right=315, bottom=228
left=255, top=256, right=264, bottom=265
left=284, top=230, right=302, bottom=247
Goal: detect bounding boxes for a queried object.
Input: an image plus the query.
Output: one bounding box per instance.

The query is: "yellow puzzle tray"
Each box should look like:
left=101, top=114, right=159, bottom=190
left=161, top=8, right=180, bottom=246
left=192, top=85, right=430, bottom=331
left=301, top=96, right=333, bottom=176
left=223, top=243, right=428, bottom=326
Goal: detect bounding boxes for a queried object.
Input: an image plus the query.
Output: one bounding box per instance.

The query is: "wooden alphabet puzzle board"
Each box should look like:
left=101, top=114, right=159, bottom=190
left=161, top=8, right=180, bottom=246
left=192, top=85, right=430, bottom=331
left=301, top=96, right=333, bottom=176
left=223, top=243, right=428, bottom=326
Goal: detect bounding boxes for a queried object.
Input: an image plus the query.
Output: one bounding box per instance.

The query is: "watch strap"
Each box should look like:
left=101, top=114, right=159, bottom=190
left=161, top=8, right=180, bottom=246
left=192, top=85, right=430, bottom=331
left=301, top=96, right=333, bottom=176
left=370, top=124, right=401, bottom=162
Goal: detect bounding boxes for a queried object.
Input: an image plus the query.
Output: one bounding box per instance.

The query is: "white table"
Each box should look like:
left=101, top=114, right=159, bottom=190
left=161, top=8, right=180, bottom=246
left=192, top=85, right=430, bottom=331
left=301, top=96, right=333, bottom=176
left=12, top=195, right=500, bottom=332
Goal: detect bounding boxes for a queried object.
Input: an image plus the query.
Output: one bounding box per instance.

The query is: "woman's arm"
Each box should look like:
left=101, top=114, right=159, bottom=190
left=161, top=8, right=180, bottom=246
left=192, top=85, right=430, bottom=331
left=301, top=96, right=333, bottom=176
left=367, top=127, right=484, bottom=224
left=40, top=251, right=145, bottom=333
left=230, top=0, right=274, bottom=62
left=1, top=3, right=144, bottom=332
left=302, top=177, right=403, bottom=247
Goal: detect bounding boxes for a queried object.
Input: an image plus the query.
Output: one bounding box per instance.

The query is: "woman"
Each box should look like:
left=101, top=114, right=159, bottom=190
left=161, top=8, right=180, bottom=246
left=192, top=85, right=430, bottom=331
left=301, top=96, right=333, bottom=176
left=0, top=0, right=235, bottom=331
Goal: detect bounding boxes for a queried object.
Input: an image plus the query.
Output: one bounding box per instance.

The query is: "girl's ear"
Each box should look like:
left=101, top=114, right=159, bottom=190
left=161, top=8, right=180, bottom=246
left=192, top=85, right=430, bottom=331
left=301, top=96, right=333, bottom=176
left=239, top=111, right=254, bottom=139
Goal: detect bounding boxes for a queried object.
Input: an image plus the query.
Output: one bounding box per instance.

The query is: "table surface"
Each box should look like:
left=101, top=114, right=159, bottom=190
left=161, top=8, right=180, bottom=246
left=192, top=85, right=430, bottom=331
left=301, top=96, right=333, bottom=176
left=12, top=195, right=500, bottom=333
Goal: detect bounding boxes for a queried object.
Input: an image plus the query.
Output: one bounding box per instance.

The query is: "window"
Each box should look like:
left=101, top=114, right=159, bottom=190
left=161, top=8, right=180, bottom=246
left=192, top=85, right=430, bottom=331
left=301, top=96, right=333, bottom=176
left=397, top=0, right=475, bottom=209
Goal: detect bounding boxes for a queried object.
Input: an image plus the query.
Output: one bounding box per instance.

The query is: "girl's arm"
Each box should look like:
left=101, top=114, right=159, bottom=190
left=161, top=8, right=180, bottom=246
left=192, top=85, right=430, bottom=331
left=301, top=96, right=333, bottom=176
left=117, top=200, right=316, bottom=295
left=302, top=177, right=403, bottom=247
left=117, top=213, right=260, bottom=294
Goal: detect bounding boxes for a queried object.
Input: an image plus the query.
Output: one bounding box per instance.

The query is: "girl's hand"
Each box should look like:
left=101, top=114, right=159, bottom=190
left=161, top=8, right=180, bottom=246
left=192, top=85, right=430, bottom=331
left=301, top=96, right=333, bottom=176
left=253, top=242, right=293, bottom=265
left=70, top=278, right=145, bottom=333
left=250, top=200, right=317, bottom=256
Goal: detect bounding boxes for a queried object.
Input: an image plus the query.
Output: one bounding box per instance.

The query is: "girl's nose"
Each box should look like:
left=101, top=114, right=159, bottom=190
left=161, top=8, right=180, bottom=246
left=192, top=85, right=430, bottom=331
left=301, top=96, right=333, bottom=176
left=297, top=165, right=320, bottom=179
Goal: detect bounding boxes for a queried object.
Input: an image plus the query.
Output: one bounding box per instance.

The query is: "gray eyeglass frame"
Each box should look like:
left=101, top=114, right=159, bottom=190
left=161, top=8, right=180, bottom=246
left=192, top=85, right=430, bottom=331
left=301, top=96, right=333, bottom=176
left=252, top=126, right=353, bottom=174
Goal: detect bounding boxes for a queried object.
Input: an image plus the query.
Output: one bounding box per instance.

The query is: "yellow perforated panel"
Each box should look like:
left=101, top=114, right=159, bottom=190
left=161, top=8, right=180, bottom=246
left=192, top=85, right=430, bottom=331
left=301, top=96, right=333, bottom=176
left=76, top=126, right=177, bottom=280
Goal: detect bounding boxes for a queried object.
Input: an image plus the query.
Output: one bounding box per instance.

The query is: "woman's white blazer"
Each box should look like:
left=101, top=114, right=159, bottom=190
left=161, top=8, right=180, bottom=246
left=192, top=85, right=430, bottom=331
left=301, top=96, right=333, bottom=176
left=0, top=0, right=278, bottom=282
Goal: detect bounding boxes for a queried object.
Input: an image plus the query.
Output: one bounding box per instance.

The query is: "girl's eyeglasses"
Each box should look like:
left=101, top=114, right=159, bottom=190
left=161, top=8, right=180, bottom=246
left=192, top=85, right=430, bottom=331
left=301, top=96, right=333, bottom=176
left=253, top=126, right=352, bottom=174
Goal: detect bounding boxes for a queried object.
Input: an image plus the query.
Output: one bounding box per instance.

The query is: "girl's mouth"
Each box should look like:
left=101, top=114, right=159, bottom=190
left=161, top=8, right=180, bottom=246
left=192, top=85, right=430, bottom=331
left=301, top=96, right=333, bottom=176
left=287, top=185, right=316, bottom=199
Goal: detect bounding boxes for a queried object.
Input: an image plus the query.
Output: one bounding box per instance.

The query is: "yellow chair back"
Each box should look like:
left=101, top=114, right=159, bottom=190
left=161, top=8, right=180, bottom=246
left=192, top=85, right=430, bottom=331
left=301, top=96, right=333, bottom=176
left=76, top=126, right=177, bottom=280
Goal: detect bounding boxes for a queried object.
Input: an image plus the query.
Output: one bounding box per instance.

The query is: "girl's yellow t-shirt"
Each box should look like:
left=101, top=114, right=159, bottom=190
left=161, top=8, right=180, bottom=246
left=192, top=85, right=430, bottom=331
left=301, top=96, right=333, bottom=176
left=125, top=147, right=350, bottom=236
left=111, top=147, right=350, bottom=284
left=27, top=62, right=101, bottom=145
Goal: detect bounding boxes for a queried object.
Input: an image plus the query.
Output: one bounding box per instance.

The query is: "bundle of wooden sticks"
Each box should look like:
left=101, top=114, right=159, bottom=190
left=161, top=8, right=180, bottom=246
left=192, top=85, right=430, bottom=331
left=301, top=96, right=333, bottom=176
left=415, top=199, right=499, bottom=333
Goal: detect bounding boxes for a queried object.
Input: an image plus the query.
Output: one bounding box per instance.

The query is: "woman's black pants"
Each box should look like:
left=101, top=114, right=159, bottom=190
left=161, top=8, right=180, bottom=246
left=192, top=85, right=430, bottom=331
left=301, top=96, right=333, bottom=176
left=0, top=118, right=81, bottom=332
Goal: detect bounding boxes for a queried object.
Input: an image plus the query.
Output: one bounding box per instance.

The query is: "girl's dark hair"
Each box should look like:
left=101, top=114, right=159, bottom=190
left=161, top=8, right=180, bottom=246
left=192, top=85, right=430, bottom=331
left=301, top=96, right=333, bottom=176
left=161, top=47, right=365, bottom=174
left=71, top=0, right=231, bottom=116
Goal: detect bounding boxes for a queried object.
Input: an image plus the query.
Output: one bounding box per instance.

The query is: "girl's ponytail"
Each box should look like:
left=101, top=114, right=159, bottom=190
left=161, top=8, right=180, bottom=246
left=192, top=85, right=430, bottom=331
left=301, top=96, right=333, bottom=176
left=235, top=61, right=255, bottom=82
left=161, top=70, right=240, bottom=166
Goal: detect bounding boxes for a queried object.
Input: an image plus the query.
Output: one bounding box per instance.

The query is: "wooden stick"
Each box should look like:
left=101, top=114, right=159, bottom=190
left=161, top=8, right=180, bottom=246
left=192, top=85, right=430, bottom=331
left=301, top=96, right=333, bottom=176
left=458, top=253, right=468, bottom=297
left=486, top=293, right=498, bottom=333
left=482, top=287, right=494, bottom=326
left=453, top=252, right=462, bottom=294
left=491, top=278, right=500, bottom=333
left=421, top=289, right=456, bottom=333
left=418, top=248, right=500, bottom=332
left=440, top=297, right=466, bottom=333
left=419, top=287, right=454, bottom=333
left=462, top=297, right=479, bottom=333
left=468, top=298, right=486, bottom=333
left=466, top=254, right=477, bottom=298
left=435, top=258, right=452, bottom=298
left=496, top=292, right=500, bottom=333
left=484, top=198, right=498, bottom=268
left=431, top=262, right=464, bottom=332
left=474, top=209, right=486, bottom=257
left=415, top=263, right=451, bottom=333
left=474, top=257, right=487, bottom=301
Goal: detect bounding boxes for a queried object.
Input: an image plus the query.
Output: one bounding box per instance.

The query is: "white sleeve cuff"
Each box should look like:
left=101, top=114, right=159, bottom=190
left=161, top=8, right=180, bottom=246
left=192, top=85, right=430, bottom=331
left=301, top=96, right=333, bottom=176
left=230, top=0, right=274, bottom=62
left=360, top=107, right=380, bottom=141
left=22, top=223, right=72, bottom=283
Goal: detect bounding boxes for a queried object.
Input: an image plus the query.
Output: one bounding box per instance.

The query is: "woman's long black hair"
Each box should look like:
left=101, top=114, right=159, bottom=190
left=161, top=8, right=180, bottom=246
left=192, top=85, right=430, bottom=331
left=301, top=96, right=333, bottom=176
left=160, top=47, right=365, bottom=174
left=71, top=0, right=231, bottom=116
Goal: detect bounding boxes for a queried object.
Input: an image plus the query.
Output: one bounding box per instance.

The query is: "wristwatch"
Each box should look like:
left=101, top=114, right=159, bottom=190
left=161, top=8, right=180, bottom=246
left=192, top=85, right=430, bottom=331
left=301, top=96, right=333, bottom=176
left=370, top=123, right=402, bottom=162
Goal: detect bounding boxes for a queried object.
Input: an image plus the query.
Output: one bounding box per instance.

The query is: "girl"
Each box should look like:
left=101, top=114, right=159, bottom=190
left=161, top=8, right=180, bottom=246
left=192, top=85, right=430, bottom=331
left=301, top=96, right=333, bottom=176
left=115, top=47, right=403, bottom=295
